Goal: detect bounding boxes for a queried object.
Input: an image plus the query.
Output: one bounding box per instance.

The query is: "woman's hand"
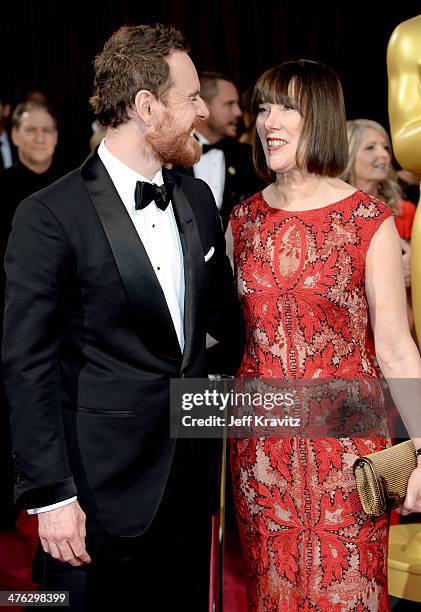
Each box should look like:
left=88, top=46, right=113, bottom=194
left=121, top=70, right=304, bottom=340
left=396, top=464, right=421, bottom=515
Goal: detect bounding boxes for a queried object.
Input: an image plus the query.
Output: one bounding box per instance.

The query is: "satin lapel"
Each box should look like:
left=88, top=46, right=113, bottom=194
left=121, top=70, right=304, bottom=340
left=164, top=169, right=205, bottom=373
left=81, top=151, right=181, bottom=362
left=222, top=145, right=235, bottom=202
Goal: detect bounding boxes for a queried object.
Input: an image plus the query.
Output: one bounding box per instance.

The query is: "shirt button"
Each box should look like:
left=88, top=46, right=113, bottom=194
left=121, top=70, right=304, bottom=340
left=152, top=224, right=155, bottom=228
left=157, top=266, right=160, bottom=270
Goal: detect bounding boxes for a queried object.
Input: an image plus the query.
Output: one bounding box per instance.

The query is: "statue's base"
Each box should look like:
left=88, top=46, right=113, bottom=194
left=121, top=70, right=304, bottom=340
left=388, top=524, right=421, bottom=602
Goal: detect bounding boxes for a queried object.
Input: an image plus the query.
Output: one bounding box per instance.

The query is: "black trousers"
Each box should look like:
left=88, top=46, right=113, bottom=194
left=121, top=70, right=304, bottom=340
left=0, top=380, right=16, bottom=531
left=31, top=441, right=213, bottom=612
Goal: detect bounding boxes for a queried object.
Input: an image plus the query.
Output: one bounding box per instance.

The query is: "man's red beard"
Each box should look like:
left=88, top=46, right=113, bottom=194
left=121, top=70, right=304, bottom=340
left=146, top=111, right=201, bottom=167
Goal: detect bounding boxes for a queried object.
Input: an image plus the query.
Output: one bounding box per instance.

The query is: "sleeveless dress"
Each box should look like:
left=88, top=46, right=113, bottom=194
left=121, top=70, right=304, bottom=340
left=230, top=190, right=393, bottom=611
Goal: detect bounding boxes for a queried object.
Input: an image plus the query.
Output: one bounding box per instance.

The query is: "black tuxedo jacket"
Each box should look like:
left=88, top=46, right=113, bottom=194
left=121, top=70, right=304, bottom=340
left=176, top=138, right=264, bottom=231
left=2, top=150, right=243, bottom=536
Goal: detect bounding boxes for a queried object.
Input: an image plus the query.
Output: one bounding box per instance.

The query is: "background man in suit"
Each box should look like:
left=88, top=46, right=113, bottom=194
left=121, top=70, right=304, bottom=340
left=0, top=102, right=62, bottom=221
left=177, top=73, right=260, bottom=375
left=0, top=93, right=15, bottom=172
left=2, top=24, right=242, bottom=611
left=177, top=71, right=263, bottom=231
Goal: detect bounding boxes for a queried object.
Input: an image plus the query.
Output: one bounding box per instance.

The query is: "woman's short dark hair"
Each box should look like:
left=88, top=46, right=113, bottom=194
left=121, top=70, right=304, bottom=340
left=90, top=24, right=189, bottom=129
left=251, top=59, right=348, bottom=182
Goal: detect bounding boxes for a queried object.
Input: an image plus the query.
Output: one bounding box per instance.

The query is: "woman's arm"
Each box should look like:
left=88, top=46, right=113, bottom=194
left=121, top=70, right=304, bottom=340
left=365, top=216, right=421, bottom=514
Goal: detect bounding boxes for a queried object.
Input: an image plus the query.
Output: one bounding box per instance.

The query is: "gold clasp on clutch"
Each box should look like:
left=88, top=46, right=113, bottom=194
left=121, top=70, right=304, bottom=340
left=379, top=476, right=403, bottom=510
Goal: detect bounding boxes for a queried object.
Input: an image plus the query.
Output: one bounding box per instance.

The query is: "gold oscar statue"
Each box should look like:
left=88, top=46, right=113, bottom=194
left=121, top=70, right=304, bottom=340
left=387, top=15, right=421, bottom=603
left=388, top=15, right=421, bottom=338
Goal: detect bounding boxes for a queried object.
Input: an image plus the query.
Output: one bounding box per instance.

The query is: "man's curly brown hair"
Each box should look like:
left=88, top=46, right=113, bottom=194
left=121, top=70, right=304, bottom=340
left=90, top=24, right=189, bottom=129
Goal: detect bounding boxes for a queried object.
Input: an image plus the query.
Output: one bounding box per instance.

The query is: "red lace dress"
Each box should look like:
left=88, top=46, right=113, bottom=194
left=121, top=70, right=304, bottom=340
left=230, top=190, right=393, bottom=611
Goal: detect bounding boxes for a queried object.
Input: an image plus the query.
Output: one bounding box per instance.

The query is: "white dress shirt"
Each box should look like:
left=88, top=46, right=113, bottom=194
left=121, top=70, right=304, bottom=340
left=98, top=140, right=185, bottom=349
left=28, top=139, right=185, bottom=515
left=0, top=131, right=13, bottom=169
left=193, top=132, right=225, bottom=209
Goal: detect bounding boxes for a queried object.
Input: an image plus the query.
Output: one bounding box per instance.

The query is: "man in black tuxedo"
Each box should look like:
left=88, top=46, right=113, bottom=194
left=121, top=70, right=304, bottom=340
left=2, top=24, right=242, bottom=611
left=176, top=71, right=262, bottom=231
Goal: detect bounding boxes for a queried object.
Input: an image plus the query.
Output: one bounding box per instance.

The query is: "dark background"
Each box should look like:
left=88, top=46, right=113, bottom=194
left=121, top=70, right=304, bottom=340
left=1, top=1, right=420, bottom=168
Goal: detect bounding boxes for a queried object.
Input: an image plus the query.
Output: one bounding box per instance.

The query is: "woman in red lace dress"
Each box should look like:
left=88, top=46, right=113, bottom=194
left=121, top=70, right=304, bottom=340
left=228, top=60, right=421, bottom=611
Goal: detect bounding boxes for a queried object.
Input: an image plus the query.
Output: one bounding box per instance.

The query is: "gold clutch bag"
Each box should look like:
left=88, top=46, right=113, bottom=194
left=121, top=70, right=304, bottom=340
left=353, top=440, right=417, bottom=517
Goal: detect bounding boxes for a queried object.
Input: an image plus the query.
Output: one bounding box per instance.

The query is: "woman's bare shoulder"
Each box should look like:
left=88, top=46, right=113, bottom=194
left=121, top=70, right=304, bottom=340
left=324, top=177, right=358, bottom=200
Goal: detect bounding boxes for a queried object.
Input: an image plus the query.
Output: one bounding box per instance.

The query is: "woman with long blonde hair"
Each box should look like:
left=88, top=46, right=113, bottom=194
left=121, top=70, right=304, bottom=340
left=343, top=118, right=416, bottom=335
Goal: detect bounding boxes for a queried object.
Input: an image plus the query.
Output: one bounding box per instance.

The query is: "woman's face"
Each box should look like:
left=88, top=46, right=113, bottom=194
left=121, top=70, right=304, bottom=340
left=256, top=99, right=303, bottom=174
left=353, top=127, right=391, bottom=184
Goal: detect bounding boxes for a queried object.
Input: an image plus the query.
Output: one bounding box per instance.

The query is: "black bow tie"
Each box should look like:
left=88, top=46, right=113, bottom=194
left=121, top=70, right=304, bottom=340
left=134, top=181, right=174, bottom=211
left=202, top=142, right=224, bottom=154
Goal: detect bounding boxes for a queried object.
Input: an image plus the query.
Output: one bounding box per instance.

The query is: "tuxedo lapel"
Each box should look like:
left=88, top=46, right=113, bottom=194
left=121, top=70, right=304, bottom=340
left=81, top=151, right=181, bottom=363
left=177, top=165, right=194, bottom=178
left=164, top=169, right=205, bottom=373
left=221, top=143, right=237, bottom=202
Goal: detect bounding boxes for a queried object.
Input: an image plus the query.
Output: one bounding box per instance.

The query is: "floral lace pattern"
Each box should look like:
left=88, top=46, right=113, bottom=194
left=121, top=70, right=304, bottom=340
left=230, top=191, right=393, bottom=611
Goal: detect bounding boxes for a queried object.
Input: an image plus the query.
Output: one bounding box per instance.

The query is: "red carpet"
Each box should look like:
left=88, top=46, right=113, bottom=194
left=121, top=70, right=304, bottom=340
left=0, top=512, right=247, bottom=612
left=0, top=511, right=39, bottom=612
left=224, top=529, right=248, bottom=611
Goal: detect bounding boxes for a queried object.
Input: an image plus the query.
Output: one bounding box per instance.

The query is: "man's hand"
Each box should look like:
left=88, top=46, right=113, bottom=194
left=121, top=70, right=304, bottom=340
left=38, top=500, right=91, bottom=566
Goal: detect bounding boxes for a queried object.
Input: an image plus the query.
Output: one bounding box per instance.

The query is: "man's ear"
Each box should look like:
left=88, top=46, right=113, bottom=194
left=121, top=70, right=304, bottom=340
left=134, top=90, right=158, bottom=127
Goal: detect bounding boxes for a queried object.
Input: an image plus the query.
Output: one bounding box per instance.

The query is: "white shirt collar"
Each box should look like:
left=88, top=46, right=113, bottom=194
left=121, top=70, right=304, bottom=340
left=194, top=131, right=210, bottom=147
left=98, top=138, right=164, bottom=214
